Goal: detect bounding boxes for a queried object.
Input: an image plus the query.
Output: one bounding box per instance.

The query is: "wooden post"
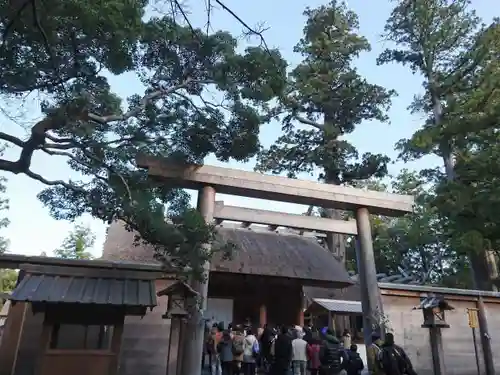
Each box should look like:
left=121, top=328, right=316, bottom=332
left=180, top=186, right=216, bottom=375
left=470, top=264, right=495, bottom=375
left=0, top=302, right=27, bottom=375
left=327, top=311, right=333, bottom=330
left=109, top=318, right=124, bottom=375
left=166, top=318, right=183, bottom=375
left=259, top=305, right=267, bottom=327
left=477, top=297, right=495, bottom=375
left=297, top=309, right=304, bottom=327
left=355, top=207, right=385, bottom=347
left=429, top=327, right=446, bottom=375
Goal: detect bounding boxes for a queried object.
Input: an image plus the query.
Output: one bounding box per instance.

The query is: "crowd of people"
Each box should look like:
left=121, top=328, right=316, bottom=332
left=203, top=323, right=417, bottom=375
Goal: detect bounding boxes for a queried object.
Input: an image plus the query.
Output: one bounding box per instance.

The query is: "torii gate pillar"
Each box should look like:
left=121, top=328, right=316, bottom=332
left=180, top=186, right=216, bottom=375
left=356, top=207, right=385, bottom=345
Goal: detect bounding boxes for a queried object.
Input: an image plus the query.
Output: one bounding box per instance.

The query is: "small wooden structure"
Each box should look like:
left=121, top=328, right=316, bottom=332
left=158, top=281, right=199, bottom=375
left=0, top=263, right=158, bottom=375
left=414, top=295, right=454, bottom=375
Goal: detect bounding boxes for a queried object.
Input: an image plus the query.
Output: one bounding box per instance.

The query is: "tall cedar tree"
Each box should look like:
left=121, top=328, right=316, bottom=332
left=256, top=1, right=394, bottom=260
left=0, top=0, right=287, bottom=278
left=378, top=0, right=500, bottom=289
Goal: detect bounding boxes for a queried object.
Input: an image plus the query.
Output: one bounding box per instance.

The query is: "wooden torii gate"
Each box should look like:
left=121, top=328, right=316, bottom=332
left=136, top=155, right=414, bottom=375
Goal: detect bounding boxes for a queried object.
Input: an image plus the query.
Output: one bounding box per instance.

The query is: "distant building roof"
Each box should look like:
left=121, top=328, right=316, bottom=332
left=103, top=221, right=353, bottom=287
left=304, top=271, right=423, bottom=306
left=310, top=298, right=362, bottom=314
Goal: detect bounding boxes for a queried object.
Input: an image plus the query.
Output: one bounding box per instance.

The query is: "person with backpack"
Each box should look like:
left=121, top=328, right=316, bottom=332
left=207, top=325, right=223, bottom=375
left=319, top=329, right=346, bottom=375
left=343, top=344, right=364, bottom=375
left=367, top=332, right=385, bottom=375
left=243, top=327, right=259, bottom=375
left=378, top=333, right=417, bottom=375
left=272, top=326, right=293, bottom=375
left=218, top=330, right=234, bottom=375
left=232, top=326, right=246, bottom=375
left=307, top=336, right=322, bottom=375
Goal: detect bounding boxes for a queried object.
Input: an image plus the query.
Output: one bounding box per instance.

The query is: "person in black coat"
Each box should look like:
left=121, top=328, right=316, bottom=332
left=272, top=326, right=292, bottom=375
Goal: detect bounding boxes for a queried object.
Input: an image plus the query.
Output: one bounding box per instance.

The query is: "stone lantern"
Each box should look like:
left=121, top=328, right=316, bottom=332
left=157, top=281, right=199, bottom=375
left=413, top=294, right=454, bottom=375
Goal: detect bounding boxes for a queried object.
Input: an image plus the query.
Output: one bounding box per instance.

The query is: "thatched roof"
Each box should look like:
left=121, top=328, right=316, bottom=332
left=103, top=221, right=352, bottom=286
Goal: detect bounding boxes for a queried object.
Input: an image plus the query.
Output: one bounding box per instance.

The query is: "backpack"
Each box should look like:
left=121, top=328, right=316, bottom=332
left=320, top=341, right=342, bottom=374
left=232, top=335, right=245, bottom=356
left=379, top=346, right=405, bottom=375
left=252, top=339, right=260, bottom=357
left=206, top=335, right=215, bottom=354
left=345, top=352, right=364, bottom=373
left=244, top=336, right=259, bottom=358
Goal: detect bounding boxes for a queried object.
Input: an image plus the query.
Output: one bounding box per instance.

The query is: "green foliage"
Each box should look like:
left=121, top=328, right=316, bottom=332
left=256, top=1, right=394, bottom=184
left=379, top=0, right=500, bottom=289
left=0, top=269, right=18, bottom=293
left=346, top=171, right=471, bottom=287
left=378, top=0, right=482, bottom=166
left=0, top=2, right=287, bottom=277
left=54, top=223, right=95, bottom=260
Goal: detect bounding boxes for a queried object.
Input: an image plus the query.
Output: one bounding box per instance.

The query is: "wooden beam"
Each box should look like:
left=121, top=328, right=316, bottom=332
left=136, top=155, right=414, bottom=216
left=0, top=253, right=164, bottom=272
left=214, top=202, right=358, bottom=235
left=216, top=223, right=326, bottom=238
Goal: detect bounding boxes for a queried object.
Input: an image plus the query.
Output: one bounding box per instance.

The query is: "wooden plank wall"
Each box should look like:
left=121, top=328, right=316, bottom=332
left=117, top=279, right=172, bottom=375
left=381, top=291, right=500, bottom=375
left=441, top=299, right=485, bottom=375
left=485, top=301, right=500, bottom=373
left=14, top=304, right=44, bottom=375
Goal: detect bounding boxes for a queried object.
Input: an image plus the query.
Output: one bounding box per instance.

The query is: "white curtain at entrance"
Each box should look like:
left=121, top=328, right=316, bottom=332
left=206, top=298, right=234, bottom=329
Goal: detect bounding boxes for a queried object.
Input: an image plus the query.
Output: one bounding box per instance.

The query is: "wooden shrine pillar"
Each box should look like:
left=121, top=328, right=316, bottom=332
left=355, top=207, right=385, bottom=349
left=181, top=186, right=216, bottom=375
left=259, top=305, right=267, bottom=327
left=297, top=309, right=304, bottom=327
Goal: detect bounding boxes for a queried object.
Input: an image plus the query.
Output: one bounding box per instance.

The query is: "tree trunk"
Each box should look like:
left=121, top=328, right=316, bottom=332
left=324, top=208, right=347, bottom=263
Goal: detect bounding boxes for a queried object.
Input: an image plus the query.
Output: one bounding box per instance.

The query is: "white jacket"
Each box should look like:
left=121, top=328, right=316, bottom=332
left=292, top=338, right=308, bottom=362
left=243, top=334, right=258, bottom=363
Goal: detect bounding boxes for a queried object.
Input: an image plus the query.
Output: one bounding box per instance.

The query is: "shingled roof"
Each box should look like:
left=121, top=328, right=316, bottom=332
left=303, top=271, right=424, bottom=305
left=103, top=221, right=352, bottom=286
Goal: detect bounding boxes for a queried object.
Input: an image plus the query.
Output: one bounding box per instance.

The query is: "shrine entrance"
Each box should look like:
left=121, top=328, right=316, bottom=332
left=136, top=155, right=414, bottom=375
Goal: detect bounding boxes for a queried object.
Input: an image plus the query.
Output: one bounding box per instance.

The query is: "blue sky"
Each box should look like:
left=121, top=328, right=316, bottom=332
left=0, top=0, right=495, bottom=257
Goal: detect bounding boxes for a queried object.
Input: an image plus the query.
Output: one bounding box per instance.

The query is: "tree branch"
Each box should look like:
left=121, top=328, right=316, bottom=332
left=295, top=115, right=324, bottom=130
left=0, top=132, right=25, bottom=147
left=0, top=77, right=214, bottom=193
left=87, top=78, right=214, bottom=124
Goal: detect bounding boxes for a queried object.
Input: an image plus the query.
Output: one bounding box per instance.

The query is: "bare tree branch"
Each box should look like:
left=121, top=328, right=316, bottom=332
left=295, top=115, right=325, bottom=130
